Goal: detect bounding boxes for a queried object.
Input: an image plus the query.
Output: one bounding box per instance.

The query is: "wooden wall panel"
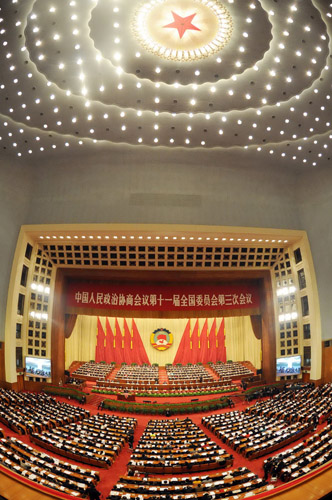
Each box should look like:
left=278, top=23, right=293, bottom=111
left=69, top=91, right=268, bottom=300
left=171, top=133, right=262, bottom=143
left=0, top=341, right=5, bottom=382
left=51, top=269, right=66, bottom=385
left=322, top=342, right=332, bottom=383
left=260, top=274, right=276, bottom=383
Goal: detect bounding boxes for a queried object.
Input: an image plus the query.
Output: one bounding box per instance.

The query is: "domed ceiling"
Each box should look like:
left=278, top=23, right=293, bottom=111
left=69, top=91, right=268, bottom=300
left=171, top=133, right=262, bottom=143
left=0, top=0, right=331, bottom=167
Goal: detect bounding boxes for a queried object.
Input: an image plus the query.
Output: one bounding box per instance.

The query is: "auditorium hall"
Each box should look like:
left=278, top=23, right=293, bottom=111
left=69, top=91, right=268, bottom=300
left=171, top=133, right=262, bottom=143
left=1, top=1, right=332, bottom=499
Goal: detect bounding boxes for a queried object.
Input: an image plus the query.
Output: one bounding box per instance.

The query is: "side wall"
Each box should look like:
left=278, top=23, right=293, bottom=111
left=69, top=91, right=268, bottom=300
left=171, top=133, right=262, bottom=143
left=297, top=167, right=332, bottom=341
left=25, top=149, right=300, bottom=229
left=0, top=157, right=34, bottom=342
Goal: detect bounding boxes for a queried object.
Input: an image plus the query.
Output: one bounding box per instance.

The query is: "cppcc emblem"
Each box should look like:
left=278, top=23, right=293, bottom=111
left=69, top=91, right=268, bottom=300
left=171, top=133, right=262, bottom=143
left=150, top=328, right=173, bottom=351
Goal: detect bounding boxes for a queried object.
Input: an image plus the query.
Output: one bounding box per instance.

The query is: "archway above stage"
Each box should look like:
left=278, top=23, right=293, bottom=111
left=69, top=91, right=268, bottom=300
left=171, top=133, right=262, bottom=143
left=65, top=315, right=262, bottom=370
left=52, top=268, right=275, bottom=384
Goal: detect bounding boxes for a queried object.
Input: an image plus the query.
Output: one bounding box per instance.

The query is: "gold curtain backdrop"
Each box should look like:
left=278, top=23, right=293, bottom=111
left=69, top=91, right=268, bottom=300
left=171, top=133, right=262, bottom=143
left=65, top=315, right=261, bottom=369
left=224, top=316, right=261, bottom=369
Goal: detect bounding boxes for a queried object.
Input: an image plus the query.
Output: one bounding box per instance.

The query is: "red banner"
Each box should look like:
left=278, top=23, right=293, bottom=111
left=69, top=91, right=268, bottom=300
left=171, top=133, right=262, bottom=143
left=67, top=281, right=260, bottom=311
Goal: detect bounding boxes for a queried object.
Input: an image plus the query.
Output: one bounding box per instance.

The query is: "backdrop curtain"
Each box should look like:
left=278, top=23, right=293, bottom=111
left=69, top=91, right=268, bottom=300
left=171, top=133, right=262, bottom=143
left=65, top=315, right=98, bottom=368
left=65, top=315, right=261, bottom=369
left=224, top=316, right=262, bottom=369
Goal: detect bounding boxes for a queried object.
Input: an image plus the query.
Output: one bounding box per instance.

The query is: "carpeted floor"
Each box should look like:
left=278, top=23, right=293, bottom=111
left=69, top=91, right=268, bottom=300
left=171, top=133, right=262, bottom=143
left=1, top=392, right=325, bottom=499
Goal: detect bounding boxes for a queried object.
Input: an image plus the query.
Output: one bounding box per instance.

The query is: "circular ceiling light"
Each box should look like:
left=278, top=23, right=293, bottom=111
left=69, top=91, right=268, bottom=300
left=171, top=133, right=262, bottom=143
left=132, top=0, right=233, bottom=61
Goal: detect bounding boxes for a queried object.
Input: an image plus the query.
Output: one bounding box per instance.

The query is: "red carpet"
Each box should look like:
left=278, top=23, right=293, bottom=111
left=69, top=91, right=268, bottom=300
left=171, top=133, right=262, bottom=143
left=0, top=393, right=324, bottom=500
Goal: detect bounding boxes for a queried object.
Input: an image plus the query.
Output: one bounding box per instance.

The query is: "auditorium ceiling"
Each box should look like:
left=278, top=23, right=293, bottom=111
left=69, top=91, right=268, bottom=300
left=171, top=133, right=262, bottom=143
left=0, top=0, right=331, bottom=168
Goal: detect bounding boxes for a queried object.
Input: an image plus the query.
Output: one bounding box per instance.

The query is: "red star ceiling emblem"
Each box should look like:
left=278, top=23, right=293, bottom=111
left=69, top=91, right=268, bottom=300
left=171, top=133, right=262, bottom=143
left=163, top=11, right=201, bottom=39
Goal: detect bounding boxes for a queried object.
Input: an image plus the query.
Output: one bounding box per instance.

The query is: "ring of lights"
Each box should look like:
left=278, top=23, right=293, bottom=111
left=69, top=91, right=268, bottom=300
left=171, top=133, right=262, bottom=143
left=132, top=0, right=233, bottom=62
left=0, top=0, right=331, bottom=167
left=91, top=0, right=270, bottom=86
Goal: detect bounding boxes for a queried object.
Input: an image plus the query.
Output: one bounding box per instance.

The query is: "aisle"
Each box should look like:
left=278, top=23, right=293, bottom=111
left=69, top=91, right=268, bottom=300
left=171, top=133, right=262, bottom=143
left=1, top=394, right=324, bottom=499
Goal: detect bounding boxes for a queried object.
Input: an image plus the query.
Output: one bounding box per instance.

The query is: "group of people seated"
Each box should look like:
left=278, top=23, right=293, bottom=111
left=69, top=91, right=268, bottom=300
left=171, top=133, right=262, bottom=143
left=116, top=365, right=159, bottom=383
left=0, top=432, right=100, bottom=497
left=31, top=413, right=137, bottom=468
left=211, top=362, right=254, bottom=380
left=94, top=379, right=236, bottom=396
left=108, top=466, right=274, bottom=499
left=0, top=389, right=88, bottom=435
left=2, top=379, right=332, bottom=499
left=66, top=377, right=86, bottom=387
left=263, top=422, right=332, bottom=482
left=247, top=383, right=332, bottom=425
left=127, top=418, right=233, bottom=473
left=202, top=411, right=312, bottom=459
left=72, top=361, right=115, bottom=380
left=166, top=364, right=214, bottom=383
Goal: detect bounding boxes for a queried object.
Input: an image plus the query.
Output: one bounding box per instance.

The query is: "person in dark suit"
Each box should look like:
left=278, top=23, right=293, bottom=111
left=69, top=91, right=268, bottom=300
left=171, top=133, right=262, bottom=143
left=263, top=457, right=272, bottom=480
left=86, top=484, right=102, bottom=500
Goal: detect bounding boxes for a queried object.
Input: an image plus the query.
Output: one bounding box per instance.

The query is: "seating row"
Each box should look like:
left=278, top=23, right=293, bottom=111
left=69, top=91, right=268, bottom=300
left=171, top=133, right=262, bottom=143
left=166, top=364, right=213, bottom=382
left=116, top=365, right=159, bottom=382
left=202, top=410, right=312, bottom=459
left=263, top=424, right=332, bottom=482
left=95, top=379, right=236, bottom=394
left=31, top=414, right=137, bottom=469
left=0, top=389, right=88, bottom=435
left=0, top=435, right=99, bottom=497
left=108, top=466, right=274, bottom=499
left=247, top=383, right=332, bottom=424
left=128, top=418, right=233, bottom=474
left=211, top=363, right=253, bottom=380
left=72, top=361, right=115, bottom=380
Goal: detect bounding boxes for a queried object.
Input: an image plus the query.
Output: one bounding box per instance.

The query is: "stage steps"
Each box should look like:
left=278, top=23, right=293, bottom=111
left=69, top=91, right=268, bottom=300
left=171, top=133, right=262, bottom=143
left=204, top=364, right=220, bottom=380
left=240, top=360, right=257, bottom=375
left=158, top=366, right=169, bottom=384
left=106, top=365, right=122, bottom=380
left=87, top=393, right=105, bottom=407
left=69, top=360, right=84, bottom=375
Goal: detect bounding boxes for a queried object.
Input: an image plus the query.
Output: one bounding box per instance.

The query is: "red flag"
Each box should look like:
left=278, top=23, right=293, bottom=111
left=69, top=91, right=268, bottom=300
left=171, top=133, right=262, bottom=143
left=173, top=319, right=191, bottom=364
left=95, top=317, right=105, bottom=362
left=189, top=319, right=199, bottom=364
left=132, top=319, right=150, bottom=364
left=105, top=318, right=114, bottom=364
left=199, top=319, right=209, bottom=363
left=209, top=318, right=217, bottom=363
left=216, top=318, right=227, bottom=362
left=123, top=318, right=133, bottom=363
left=114, top=318, right=124, bottom=364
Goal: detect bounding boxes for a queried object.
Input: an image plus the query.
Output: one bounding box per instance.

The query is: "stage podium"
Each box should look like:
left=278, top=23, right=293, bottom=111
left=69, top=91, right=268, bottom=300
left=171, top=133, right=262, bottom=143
left=117, top=393, right=135, bottom=402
